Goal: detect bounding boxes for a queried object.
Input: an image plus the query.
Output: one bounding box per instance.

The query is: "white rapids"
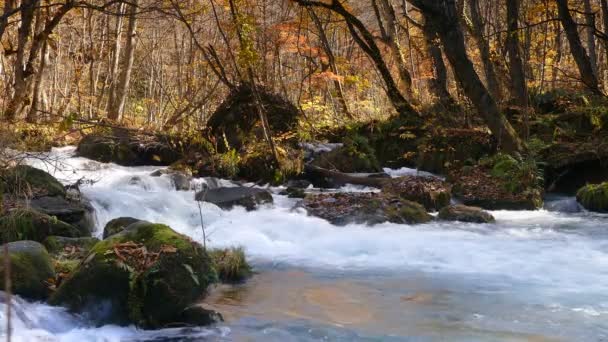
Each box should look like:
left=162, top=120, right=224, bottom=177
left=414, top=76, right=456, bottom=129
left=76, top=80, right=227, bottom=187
left=0, top=146, right=606, bottom=341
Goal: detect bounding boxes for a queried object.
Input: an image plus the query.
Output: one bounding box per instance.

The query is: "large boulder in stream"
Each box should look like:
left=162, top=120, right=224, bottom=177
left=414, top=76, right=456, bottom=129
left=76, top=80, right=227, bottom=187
left=30, top=196, right=95, bottom=234
left=576, top=182, right=608, bottom=213
left=438, top=205, right=495, bottom=223
left=0, top=241, right=55, bottom=300
left=310, top=135, right=382, bottom=173
left=0, top=208, right=86, bottom=244
left=77, top=129, right=182, bottom=166
left=384, top=176, right=451, bottom=211
left=50, top=221, right=216, bottom=328
left=195, top=187, right=273, bottom=211
left=0, top=165, right=66, bottom=198
left=301, top=192, right=432, bottom=226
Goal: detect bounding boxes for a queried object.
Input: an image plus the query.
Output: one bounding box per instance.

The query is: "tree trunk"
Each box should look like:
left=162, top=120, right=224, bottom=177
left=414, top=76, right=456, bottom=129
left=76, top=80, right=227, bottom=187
left=26, top=40, right=48, bottom=123
left=600, top=0, right=608, bottom=89
left=412, top=0, right=523, bottom=153
left=375, top=0, right=414, bottom=99
left=583, top=0, right=598, bottom=77
left=107, top=1, right=138, bottom=121
left=556, top=0, right=602, bottom=94
left=506, top=0, right=528, bottom=108
left=422, top=18, right=453, bottom=104
left=465, top=0, right=501, bottom=101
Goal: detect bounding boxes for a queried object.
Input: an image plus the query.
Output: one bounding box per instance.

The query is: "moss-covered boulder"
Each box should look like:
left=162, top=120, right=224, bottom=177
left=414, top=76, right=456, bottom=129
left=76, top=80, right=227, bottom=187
left=77, top=130, right=182, bottom=166
left=301, top=192, right=432, bottom=226
left=30, top=196, right=95, bottom=234
left=207, top=83, right=299, bottom=152
left=311, top=135, right=381, bottom=173
left=0, top=241, right=55, bottom=300
left=103, top=217, right=141, bottom=239
left=576, top=183, right=608, bottom=213
left=449, top=155, right=544, bottom=210
left=1, top=165, right=65, bottom=198
left=49, top=221, right=216, bottom=328
left=0, top=208, right=85, bottom=243
left=438, top=204, right=495, bottom=223
left=384, top=176, right=451, bottom=211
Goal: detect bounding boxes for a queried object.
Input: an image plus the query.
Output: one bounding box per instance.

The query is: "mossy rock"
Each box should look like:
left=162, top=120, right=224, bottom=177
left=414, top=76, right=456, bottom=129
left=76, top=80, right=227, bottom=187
left=49, top=221, right=216, bottom=328
left=311, top=135, right=381, bottom=173
left=0, top=208, right=85, bottom=244
left=1, top=165, right=65, bottom=198
left=209, top=247, right=252, bottom=283
left=103, top=217, right=141, bottom=239
left=384, top=176, right=451, bottom=211
left=43, top=236, right=100, bottom=255
left=0, top=241, right=55, bottom=300
left=576, top=183, right=608, bottom=213
left=301, top=193, right=432, bottom=226
left=438, top=205, right=495, bottom=223
left=195, top=187, right=273, bottom=211
left=77, top=134, right=137, bottom=165
left=279, top=187, right=306, bottom=198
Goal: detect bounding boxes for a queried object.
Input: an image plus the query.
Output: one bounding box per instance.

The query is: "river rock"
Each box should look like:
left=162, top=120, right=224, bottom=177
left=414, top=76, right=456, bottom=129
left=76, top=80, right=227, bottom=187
left=49, top=221, right=216, bottom=328
left=0, top=241, right=55, bottom=300
left=450, top=165, right=543, bottom=210
left=384, top=176, right=451, bottom=211
left=310, top=135, right=381, bottom=174
left=195, top=187, right=273, bottom=211
left=150, top=169, right=192, bottom=191
left=103, top=217, right=141, bottom=238
left=30, top=196, right=95, bottom=234
left=576, top=182, right=608, bottom=213
left=1, top=165, right=65, bottom=198
left=0, top=208, right=85, bottom=243
left=438, top=204, right=495, bottom=223
left=177, top=305, right=224, bottom=326
left=77, top=130, right=181, bottom=166
left=301, top=192, right=432, bottom=226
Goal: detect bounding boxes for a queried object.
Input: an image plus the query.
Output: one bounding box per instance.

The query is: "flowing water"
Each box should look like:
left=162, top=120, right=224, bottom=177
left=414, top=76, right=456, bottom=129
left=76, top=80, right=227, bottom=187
left=1, top=146, right=607, bottom=341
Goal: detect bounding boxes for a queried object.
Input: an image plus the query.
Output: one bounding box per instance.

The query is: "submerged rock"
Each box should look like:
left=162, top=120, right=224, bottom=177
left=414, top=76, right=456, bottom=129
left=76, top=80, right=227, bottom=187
left=195, top=187, right=273, bottom=211
left=0, top=208, right=86, bottom=244
left=103, top=217, right=141, bottom=239
left=0, top=241, right=55, bottom=300
left=576, top=182, right=608, bottom=213
left=438, top=205, right=495, bottom=223
left=50, top=221, right=216, bottom=328
left=301, top=192, right=432, bottom=226
left=177, top=305, right=224, bottom=326
left=384, top=176, right=451, bottom=211
left=1, top=165, right=66, bottom=198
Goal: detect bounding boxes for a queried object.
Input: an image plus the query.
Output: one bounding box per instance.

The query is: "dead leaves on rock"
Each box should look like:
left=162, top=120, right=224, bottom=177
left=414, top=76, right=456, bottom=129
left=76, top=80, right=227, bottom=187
left=105, top=241, right=177, bottom=273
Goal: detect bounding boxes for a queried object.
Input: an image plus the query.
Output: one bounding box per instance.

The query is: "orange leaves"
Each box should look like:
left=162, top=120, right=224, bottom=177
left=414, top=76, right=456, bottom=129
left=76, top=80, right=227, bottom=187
left=108, top=241, right=178, bottom=273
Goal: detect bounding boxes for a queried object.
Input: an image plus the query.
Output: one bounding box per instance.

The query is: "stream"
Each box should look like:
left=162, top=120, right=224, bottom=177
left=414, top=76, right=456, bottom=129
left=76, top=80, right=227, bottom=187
left=1, top=146, right=607, bottom=341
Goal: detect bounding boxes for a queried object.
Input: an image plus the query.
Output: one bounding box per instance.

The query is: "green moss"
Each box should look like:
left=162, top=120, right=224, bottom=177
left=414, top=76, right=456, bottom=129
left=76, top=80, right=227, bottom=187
left=1, top=165, right=65, bottom=198
left=577, top=182, right=608, bottom=213
left=50, top=222, right=216, bottom=328
left=0, top=208, right=82, bottom=243
left=0, top=241, right=55, bottom=300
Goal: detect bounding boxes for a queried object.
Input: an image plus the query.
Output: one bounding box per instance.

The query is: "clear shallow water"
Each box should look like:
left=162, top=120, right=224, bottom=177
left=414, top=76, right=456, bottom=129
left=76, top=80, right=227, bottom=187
left=1, top=146, right=606, bottom=341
